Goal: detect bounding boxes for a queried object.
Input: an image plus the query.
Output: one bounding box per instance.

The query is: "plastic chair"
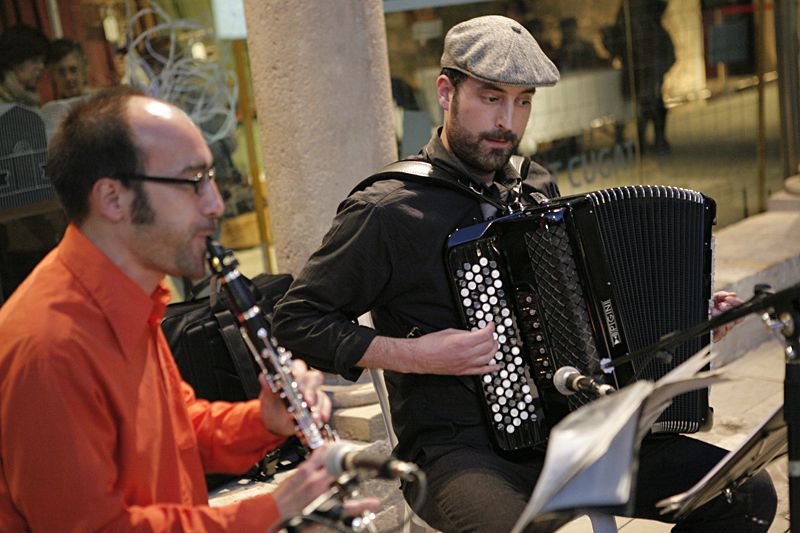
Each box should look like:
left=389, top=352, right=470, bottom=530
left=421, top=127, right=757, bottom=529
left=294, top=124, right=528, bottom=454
left=357, top=313, right=437, bottom=533
left=368, top=367, right=439, bottom=533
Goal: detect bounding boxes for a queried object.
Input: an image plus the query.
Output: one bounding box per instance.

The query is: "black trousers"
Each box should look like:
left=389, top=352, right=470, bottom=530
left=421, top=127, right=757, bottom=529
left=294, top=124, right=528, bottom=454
left=403, top=435, right=777, bottom=533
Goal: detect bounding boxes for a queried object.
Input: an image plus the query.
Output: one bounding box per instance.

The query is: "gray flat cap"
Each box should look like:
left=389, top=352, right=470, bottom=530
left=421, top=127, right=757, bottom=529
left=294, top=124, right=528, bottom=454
left=441, top=15, right=560, bottom=87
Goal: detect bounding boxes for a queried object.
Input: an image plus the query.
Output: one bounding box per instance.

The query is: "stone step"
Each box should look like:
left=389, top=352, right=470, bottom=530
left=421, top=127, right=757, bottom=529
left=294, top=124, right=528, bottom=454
left=324, top=382, right=378, bottom=408
left=331, top=402, right=389, bottom=443
left=768, top=189, right=800, bottom=211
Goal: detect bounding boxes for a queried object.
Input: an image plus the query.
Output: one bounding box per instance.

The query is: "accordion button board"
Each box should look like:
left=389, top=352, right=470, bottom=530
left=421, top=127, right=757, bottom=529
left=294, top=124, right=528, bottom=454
left=453, top=257, right=543, bottom=442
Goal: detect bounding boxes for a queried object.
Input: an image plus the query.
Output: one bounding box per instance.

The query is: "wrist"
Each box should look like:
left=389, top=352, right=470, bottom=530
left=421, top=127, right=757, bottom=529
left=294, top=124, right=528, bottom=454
left=363, top=336, right=421, bottom=374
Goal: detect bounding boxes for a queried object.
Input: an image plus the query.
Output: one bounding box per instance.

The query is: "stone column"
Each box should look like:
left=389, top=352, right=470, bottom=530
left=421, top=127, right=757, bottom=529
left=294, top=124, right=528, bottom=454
left=243, top=0, right=397, bottom=445
left=243, top=0, right=397, bottom=275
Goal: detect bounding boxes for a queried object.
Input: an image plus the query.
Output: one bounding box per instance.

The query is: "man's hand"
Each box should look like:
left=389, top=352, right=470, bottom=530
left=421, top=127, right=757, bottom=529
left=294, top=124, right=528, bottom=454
left=711, top=290, right=744, bottom=341
left=270, top=446, right=381, bottom=523
left=258, top=359, right=332, bottom=436
left=412, top=323, right=501, bottom=375
left=364, top=322, right=501, bottom=376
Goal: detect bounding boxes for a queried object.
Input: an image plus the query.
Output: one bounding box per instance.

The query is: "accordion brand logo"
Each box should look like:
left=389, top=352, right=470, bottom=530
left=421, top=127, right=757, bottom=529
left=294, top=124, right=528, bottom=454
left=602, top=299, right=622, bottom=346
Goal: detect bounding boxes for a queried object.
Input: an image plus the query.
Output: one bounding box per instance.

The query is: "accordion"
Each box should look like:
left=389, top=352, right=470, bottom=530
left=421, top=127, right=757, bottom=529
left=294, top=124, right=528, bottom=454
left=446, top=185, right=716, bottom=452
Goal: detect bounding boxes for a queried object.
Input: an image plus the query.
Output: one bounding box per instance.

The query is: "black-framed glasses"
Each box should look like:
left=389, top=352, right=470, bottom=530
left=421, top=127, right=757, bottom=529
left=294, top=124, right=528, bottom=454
left=116, top=168, right=216, bottom=195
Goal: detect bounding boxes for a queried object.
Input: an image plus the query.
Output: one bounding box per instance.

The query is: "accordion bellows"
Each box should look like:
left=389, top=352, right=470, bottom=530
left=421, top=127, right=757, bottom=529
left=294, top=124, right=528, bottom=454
left=447, top=185, right=716, bottom=452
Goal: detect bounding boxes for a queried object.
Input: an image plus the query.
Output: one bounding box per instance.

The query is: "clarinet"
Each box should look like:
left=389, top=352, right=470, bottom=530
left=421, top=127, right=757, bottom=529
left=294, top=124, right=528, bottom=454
left=206, top=238, right=337, bottom=449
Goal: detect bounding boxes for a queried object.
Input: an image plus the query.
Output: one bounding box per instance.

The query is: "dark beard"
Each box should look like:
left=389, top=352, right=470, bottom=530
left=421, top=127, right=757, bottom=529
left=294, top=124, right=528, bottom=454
left=447, top=98, right=519, bottom=173
left=130, top=184, right=155, bottom=225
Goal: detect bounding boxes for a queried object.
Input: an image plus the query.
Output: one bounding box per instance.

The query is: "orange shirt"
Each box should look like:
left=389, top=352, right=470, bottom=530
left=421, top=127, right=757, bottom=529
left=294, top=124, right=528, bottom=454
left=0, top=225, right=286, bottom=532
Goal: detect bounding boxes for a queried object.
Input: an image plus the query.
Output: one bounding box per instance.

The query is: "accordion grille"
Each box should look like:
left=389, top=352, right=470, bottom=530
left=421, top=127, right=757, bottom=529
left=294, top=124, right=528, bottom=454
left=589, top=186, right=709, bottom=433
left=524, top=222, right=599, bottom=411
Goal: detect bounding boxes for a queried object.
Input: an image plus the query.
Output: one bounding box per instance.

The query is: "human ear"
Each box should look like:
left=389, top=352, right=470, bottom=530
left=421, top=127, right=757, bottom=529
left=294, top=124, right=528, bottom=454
left=91, top=177, right=127, bottom=222
left=436, top=75, right=454, bottom=111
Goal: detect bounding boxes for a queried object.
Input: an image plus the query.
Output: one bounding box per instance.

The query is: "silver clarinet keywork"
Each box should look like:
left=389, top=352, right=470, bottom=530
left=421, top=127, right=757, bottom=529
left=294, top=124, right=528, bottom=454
left=205, top=238, right=337, bottom=449
left=207, top=239, right=387, bottom=532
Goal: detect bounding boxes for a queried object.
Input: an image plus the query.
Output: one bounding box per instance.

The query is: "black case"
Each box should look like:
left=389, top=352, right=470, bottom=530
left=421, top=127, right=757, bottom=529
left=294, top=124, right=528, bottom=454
left=161, top=273, right=293, bottom=402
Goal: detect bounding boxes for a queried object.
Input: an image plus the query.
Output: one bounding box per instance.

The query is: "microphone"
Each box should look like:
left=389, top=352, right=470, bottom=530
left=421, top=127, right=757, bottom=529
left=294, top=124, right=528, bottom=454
left=325, top=442, right=419, bottom=481
left=553, top=366, right=615, bottom=398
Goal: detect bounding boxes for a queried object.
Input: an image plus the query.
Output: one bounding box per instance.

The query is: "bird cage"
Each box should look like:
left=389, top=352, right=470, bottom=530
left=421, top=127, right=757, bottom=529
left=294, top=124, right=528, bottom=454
left=0, top=104, right=54, bottom=210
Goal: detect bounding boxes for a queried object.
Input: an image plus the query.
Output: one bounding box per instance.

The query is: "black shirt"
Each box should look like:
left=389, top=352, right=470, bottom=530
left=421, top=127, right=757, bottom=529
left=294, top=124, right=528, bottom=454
left=272, top=132, right=559, bottom=460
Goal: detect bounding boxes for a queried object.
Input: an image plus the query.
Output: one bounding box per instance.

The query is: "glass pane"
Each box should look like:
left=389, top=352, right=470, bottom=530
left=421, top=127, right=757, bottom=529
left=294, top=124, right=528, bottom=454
left=384, top=0, right=784, bottom=228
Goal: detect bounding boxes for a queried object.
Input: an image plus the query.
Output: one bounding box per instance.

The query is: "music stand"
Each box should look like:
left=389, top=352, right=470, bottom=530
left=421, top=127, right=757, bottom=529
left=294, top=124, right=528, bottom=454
left=611, top=282, right=799, bottom=529
left=511, top=282, right=799, bottom=532
left=657, top=403, right=787, bottom=521
left=511, top=347, right=726, bottom=533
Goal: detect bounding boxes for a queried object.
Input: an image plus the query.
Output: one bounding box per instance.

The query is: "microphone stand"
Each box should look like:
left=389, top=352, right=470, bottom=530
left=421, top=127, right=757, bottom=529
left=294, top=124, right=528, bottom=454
left=281, top=473, right=375, bottom=533
left=764, top=286, right=800, bottom=533
left=602, top=282, right=800, bottom=530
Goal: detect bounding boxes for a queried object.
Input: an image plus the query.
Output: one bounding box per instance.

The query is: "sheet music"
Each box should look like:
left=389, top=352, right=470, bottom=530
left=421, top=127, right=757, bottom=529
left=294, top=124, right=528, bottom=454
left=511, top=381, right=652, bottom=533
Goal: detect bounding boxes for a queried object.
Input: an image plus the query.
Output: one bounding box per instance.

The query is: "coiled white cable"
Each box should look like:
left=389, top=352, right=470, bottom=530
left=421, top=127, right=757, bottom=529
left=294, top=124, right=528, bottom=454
left=123, top=0, right=238, bottom=145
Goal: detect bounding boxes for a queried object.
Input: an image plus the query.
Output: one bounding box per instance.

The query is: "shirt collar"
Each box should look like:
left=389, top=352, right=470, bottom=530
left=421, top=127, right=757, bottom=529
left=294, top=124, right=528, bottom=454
left=57, top=224, right=172, bottom=359
left=421, top=128, right=523, bottom=191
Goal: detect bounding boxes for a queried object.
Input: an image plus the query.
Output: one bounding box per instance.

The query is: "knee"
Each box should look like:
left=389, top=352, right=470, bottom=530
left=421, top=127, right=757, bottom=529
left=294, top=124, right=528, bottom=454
left=740, top=470, right=778, bottom=527
left=677, top=470, right=777, bottom=532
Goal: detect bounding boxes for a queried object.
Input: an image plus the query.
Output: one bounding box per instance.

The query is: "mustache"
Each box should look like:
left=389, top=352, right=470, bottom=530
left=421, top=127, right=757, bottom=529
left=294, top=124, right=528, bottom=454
left=479, top=130, right=518, bottom=144
left=195, top=221, right=218, bottom=235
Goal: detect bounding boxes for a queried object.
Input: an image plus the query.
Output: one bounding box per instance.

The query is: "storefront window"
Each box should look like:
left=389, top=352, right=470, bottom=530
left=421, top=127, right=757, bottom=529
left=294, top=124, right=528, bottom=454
left=384, top=0, right=783, bottom=228
left=0, top=0, right=258, bottom=301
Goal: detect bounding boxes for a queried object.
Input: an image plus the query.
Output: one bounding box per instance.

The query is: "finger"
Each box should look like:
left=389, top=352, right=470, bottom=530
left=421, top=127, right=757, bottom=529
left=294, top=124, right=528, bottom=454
left=464, top=323, right=495, bottom=342
left=258, top=375, right=279, bottom=401
left=294, top=362, right=323, bottom=405
left=303, top=368, right=324, bottom=393
left=461, top=337, right=500, bottom=366
left=474, top=322, right=496, bottom=337
left=446, top=332, right=494, bottom=363
left=471, top=326, right=500, bottom=350
left=290, top=360, right=309, bottom=391
left=292, top=466, right=334, bottom=500
left=292, top=358, right=309, bottom=374
left=342, top=497, right=382, bottom=516
left=300, top=372, right=323, bottom=408
left=314, top=390, right=332, bottom=421
left=304, top=445, right=329, bottom=469
left=713, top=290, right=734, bottom=301
left=711, top=300, right=733, bottom=316
left=462, top=337, right=498, bottom=362
left=728, top=295, right=744, bottom=306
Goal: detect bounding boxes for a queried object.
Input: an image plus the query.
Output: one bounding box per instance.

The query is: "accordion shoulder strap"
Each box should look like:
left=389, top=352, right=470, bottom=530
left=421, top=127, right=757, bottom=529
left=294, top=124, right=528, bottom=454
left=348, top=158, right=508, bottom=212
